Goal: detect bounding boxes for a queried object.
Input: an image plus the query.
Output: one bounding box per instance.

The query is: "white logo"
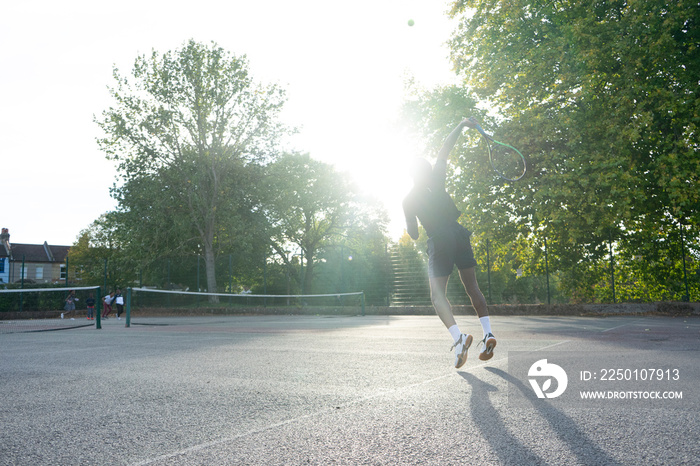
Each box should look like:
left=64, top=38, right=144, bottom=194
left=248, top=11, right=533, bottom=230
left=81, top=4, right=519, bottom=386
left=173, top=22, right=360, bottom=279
left=528, top=359, right=568, bottom=398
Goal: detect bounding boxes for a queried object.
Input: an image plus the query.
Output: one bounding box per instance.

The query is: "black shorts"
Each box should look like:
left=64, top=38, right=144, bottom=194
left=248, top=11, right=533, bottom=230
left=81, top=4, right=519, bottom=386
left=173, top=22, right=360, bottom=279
left=427, top=223, right=477, bottom=278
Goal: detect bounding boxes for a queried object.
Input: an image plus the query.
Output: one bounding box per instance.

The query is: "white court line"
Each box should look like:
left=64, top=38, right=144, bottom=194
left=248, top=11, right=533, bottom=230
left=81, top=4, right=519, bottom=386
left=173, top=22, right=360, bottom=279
left=130, top=339, right=571, bottom=466
left=601, top=318, right=646, bottom=332
left=533, top=340, right=571, bottom=351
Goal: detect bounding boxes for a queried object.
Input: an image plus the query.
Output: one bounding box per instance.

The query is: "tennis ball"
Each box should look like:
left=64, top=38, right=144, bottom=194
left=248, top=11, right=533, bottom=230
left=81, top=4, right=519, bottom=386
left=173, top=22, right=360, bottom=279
left=408, top=19, right=414, bottom=27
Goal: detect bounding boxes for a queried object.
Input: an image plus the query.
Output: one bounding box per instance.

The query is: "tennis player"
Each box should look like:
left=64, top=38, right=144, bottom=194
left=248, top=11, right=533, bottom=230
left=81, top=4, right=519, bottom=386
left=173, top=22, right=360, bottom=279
left=403, top=118, right=496, bottom=368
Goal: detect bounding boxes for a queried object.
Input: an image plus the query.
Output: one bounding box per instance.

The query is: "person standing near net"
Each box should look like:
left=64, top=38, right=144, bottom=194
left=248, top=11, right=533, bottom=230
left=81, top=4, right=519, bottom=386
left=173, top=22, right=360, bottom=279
left=85, top=293, right=96, bottom=321
left=403, top=117, right=496, bottom=368
left=114, top=289, right=125, bottom=320
left=102, top=291, right=115, bottom=319
left=62, top=290, right=77, bottom=319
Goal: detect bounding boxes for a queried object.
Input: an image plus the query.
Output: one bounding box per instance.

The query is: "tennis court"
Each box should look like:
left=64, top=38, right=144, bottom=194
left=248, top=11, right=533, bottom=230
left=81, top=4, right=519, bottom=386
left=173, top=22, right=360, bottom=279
left=1, top=313, right=698, bottom=465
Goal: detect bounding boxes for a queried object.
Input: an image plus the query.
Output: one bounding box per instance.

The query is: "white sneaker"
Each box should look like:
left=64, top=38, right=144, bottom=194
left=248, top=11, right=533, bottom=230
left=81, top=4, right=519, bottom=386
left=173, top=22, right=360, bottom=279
left=478, top=333, right=497, bottom=361
left=451, top=334, right=473, bottom=369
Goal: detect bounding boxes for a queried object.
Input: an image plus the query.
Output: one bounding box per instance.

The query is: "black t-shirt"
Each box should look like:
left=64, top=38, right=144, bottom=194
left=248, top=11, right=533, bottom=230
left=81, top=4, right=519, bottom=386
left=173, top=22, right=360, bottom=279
left=403, top=159, right=461, bottom=238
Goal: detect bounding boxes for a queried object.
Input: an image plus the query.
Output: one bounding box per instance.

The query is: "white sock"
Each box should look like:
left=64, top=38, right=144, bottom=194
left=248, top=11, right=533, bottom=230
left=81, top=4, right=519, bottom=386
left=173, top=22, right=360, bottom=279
left=448, top=324, right=462, bottom=343
left=479, top=316, right=492, bottom=337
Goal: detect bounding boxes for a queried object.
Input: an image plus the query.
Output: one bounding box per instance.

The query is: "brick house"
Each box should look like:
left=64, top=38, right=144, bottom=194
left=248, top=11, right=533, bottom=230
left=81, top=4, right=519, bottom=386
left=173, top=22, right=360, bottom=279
left=0, top=228, right=71, bottom=284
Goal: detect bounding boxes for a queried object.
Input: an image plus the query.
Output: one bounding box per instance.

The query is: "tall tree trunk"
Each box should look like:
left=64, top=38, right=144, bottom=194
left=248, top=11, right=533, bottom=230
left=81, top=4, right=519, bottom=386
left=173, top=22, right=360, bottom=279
left=302, top=252, right=314, bottom=296
left=203, top=237, right=219, bottom=303
left=202, top=164, right=219, bottom=303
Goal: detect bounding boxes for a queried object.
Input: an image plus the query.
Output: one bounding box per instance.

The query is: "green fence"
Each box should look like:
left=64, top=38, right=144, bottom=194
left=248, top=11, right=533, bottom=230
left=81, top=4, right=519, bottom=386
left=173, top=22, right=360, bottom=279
left=18, top=230, right=698, bottom=307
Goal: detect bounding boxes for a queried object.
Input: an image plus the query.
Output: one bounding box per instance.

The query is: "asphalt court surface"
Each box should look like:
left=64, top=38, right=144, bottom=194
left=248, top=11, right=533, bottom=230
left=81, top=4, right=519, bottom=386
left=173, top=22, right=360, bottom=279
left=1, top=314, right=698, bottom=465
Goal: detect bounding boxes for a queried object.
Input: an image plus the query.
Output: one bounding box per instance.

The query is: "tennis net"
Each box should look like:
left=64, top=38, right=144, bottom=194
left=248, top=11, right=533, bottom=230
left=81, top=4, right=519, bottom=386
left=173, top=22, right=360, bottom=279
left=125, top=287, right=366, bottom=325
left=0, top=286, right=101, bottom=333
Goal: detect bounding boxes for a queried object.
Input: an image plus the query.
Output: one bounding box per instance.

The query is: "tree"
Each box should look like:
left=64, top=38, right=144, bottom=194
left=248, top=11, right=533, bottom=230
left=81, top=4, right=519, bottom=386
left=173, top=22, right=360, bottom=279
left=450, top=0, right=699, bottom=220
left=439, top=0, right=700, bottom=300
left=96, top=40, right=289, bottom=298
left=264, top=153, right=386, bottom=294
left=67, top=213, right=134, bottom=289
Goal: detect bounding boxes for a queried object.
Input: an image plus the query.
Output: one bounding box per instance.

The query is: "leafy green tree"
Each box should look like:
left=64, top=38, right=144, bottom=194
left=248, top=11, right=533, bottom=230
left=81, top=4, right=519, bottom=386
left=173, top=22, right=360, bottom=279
left=436, top=0, right=699, bottom=301
left=265, top=153, right=387, bottom=295
left=451, top=1, right=699, bottom=211
left=67, top=213, right=134, bottom=289
left=96, top=40, right=289, bottom=297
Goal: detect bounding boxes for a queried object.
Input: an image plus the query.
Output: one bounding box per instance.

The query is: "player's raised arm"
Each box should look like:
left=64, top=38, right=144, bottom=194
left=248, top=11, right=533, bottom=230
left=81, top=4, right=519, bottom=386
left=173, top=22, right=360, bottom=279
left=437, top=118, right=476, bottom=162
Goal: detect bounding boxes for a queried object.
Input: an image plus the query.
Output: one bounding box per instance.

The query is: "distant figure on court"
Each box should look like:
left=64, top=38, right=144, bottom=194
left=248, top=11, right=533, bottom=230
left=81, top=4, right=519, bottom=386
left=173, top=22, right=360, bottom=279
left=102, top=291, right=115, bottom=319
left=403, top=117, right=497, bottom=368
left=114, top=289, right=125, bottom=320
left=63, top=290, right=78, bottom=316
left=241, top=286, right=252, bottom=305
left=85, top=293, right=96, bottom=321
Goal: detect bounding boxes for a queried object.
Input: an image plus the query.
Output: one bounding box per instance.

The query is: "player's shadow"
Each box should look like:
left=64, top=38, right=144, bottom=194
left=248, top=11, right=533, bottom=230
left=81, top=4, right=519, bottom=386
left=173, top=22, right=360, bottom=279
left=458, top=371, right=544, bottom=465
left=482, top=367, right=622, bottom=466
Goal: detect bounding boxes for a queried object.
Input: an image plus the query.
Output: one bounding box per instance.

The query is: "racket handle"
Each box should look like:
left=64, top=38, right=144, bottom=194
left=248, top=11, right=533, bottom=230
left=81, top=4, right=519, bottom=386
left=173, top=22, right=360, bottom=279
left=468, top=117, right=493, bottom=141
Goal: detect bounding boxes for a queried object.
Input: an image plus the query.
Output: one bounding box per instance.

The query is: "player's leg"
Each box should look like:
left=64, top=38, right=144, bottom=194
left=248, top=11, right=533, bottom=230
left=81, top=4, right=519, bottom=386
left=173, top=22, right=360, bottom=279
left=429, top=275, right=454, bottom=328
left=458, top=266, right=497, bottom=360
left=458, top=266, right=487, bottom=317
left=457, top=267, right=496, bottom=360
left=429, top=232, right=474, bottom=368
left=452, top=223, right=497, bottom=360
left=429, top=267, right=472, bottom=368
left=454, top=223, right=497, bottom=360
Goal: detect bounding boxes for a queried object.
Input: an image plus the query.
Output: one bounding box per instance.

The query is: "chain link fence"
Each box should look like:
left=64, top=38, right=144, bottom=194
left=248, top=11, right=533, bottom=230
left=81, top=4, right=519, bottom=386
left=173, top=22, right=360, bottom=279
left=11, top=231, right=697, bottom=308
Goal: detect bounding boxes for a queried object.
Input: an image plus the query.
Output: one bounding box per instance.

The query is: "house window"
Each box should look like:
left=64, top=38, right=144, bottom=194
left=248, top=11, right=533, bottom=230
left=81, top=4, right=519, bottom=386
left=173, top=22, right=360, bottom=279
left=21, top=265, right=28, bottom=279
left=60, top=264, right=67, bottom=280
left=35, top=266, right=44, bottom=280
left=0, top=258, right=4, bottom=273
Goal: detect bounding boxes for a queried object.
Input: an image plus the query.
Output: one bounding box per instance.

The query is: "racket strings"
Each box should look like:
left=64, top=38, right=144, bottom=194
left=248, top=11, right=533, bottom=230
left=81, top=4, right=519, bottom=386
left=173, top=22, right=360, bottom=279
left=471, top=119, right=526, bottom=181
left=488, top=141, right=526, bottom=182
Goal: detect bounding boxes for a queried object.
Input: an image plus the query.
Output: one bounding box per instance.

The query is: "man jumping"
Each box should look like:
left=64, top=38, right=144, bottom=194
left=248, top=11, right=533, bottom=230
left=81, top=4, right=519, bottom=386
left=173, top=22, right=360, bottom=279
left=403, top=118, right=496, bottom=368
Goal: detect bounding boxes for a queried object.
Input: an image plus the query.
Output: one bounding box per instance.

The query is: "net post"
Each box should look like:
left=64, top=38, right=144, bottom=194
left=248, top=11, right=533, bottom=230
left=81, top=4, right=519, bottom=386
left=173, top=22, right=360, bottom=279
left=95, top=286, right=102, bottom=330
left=361, top=292, right=365, bottom=316
left=20, top=255, right=25, bottom=311
left=125, top=287, right=132, bottom=328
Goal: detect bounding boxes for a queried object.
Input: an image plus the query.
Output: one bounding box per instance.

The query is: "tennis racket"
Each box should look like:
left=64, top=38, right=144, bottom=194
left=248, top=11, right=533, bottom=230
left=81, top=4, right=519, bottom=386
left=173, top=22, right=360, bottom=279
left=469, top=117, right=527, bottom=181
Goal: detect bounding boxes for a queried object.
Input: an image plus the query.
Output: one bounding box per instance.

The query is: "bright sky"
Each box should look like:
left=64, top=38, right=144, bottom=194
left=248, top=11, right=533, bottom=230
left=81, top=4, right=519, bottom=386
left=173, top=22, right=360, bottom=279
left=1, top=0, right=458, bottom=246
